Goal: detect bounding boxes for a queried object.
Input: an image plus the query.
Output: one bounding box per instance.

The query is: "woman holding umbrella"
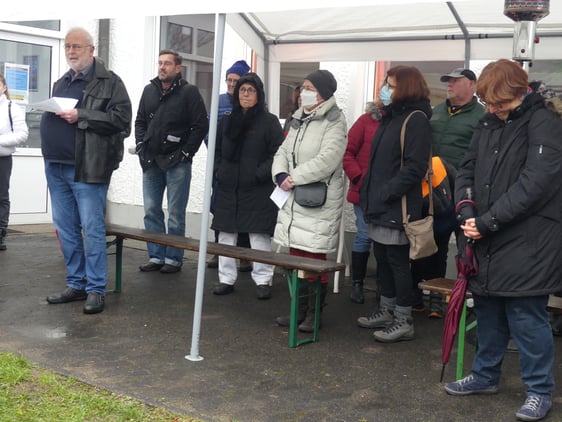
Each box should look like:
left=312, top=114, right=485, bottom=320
left=444, top=59, right=562, bottom=422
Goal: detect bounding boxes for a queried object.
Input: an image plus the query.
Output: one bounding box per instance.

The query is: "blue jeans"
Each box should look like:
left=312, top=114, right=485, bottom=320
left=143, top=162, right=191, bottom=267
left=353, top=204, right=371, bottom=253
left=472, top=294, right=554, bottom=398
left=45, top=162, right=109, bottom=295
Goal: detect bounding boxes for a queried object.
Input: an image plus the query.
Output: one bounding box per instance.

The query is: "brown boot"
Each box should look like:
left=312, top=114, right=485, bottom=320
left=275, top=285, right=308, bottom=326
left=299, top=283, right=328, bottom=333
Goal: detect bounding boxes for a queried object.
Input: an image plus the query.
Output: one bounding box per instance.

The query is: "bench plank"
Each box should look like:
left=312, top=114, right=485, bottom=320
left=106, top=223, right=345, bottom=274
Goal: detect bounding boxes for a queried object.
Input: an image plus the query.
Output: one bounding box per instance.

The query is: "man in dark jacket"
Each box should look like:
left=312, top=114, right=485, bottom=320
left=135, top=49, right=208, bottom=274
left=42, top=27, right=132, bottom=314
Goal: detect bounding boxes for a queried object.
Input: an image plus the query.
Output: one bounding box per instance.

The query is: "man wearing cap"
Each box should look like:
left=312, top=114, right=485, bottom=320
left=431, top=68, right=485, bottom=169
left=411, top=67, right=485, bottom=317
left=206, top=59, right=253, bottom=271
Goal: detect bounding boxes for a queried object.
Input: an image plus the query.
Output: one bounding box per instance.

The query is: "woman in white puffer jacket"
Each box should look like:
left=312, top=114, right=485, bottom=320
left=272, top=69, right=347, bottom=332
left=0, top=74, right=29, bottom=250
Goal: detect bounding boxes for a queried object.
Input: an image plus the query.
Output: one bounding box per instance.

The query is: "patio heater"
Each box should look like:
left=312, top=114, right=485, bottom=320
left=504, top=0, right=550, bottom=71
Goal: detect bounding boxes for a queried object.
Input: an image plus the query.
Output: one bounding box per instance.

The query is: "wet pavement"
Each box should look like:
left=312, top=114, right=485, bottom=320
left=1, top=227, right=561, bottom=422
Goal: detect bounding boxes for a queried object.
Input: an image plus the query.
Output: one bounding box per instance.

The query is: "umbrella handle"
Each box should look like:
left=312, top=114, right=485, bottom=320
left=455, top=199, right=477, bottom=214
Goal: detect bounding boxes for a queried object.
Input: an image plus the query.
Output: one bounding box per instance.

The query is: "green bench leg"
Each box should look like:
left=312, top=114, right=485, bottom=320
left=456, top=300, right=478, bottom=380
left=105, top=236, right=123, bottom=293
left=287, top=270, right=321, bottom=348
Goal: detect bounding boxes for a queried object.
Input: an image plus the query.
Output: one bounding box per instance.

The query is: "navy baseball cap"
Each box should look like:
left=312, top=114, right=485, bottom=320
left=440, top=68, right=477, bottom=82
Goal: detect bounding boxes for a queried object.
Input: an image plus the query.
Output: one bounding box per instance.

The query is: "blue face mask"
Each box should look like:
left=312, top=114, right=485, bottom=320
left=379, top=84, right=394, bottom=105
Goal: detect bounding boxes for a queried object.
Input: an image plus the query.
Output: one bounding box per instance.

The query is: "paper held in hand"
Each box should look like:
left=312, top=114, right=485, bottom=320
left=28, top=97, right=78, bottom=113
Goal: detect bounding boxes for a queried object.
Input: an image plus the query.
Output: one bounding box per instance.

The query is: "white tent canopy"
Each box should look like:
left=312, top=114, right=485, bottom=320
left=5, top=1, right=562, bottom=47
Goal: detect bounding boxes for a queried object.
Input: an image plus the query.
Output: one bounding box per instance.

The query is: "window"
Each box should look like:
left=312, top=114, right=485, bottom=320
left=1, top=39, right=53, bottom=149
left=167, top=23, right=192, bottom=54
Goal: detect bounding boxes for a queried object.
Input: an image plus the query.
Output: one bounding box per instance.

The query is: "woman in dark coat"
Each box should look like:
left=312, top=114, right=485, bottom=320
left=358, top=65, right=432, bottom=343
left=211, top=73, right=284, bottom=299
left=444, top=59, right=562, bottom=422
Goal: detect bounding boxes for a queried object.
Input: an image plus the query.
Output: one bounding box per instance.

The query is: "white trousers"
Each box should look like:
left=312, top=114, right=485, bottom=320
left=218, top=232, right=273, bottom=286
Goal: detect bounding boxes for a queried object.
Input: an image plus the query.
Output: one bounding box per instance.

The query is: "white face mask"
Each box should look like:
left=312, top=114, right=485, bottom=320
left=300, top=89, right=318, bottom=108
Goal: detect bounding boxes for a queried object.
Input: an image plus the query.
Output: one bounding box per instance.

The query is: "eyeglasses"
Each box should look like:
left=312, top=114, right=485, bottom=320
left=226, top=78, right=240, bottom=85
left=239, top=87, right=257, bottom=95
left=481, top=100, right=509, bottom=110
left=64, top=44, right=91, bottom=51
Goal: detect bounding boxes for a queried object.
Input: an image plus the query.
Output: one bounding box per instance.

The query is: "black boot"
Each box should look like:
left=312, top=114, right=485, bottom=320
left=299, top=282, right=328, bottom=333
left=0, top=228, right=6, bottom=251
left=275, top=284, right=308, bottom=326
left=350, top=251, right=370, bottom=304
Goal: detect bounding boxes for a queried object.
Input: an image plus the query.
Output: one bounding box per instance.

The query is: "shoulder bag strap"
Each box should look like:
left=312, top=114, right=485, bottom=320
left=8, top=101, right=13, bottom=132
left=400, top=110, right=432, bottom=225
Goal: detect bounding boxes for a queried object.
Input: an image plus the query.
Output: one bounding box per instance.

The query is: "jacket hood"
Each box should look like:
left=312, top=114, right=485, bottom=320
left=232, top=72, right=265, bottom=113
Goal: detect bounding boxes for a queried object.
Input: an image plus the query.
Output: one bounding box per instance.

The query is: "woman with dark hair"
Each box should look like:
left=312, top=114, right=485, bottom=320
left=211, top=73, right=284, bottom=299
left=444, top=59, right=562, bottom=422
left=0, top=74, right=29, bottom=250
left=357, top=65, right=432, bottom=343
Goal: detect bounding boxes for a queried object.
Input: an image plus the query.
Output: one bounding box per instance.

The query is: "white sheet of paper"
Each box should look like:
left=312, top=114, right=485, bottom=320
left=270, top=186, right=291, bottom=209
left=28, top=97, right=78, bottom=113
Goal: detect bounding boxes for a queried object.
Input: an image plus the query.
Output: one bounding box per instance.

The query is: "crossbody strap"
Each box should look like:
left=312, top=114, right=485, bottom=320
left=8, top=101, right=13, bottom=132
left=400, top=110, right=432, bottom=225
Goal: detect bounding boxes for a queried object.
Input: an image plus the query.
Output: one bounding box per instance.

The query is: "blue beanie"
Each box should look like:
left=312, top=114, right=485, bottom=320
left=226, top=60, right=250, bottom=77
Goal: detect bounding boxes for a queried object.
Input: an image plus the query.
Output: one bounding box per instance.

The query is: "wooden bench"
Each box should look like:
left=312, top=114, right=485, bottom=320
left=105, top=223, right=346, bottom=348
left=418, top=277, right=476, bottom=381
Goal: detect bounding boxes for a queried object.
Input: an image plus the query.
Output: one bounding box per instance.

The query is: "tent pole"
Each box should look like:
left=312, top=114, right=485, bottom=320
left=186, top=13, right=226, bottom=362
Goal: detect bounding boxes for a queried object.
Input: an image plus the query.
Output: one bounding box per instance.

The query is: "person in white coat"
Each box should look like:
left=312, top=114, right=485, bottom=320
left=0, top=74, right=29, bottom=250
left=272, top=69, right=347, bottom=332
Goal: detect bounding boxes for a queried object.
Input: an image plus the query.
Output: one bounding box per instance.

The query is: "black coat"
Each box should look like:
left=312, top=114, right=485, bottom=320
left=455, top=92, right=562, bottom=297
left=52, top=58, right=132, bottom=184
left=360, top=99, right=433, bottom=229
left=135, top=74, right=209, bottom=171
left=211, top=73, right=284, bottom=235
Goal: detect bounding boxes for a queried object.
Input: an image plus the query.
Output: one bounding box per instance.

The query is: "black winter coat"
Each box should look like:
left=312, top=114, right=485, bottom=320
left=135, top=74, right=209, bottom=171
left=63, top=58, right=132, bottom=183
left=211, top=73, right=284, bottom=235
left=360, top=99, right=433, bottom=230
left=455, top=92, right=562, bottom=297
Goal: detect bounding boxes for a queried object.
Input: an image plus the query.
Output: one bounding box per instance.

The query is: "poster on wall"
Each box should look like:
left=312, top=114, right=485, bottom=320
left=4, top=62, right=30, bottom=104
left=23, top=56, right=38, bottom=91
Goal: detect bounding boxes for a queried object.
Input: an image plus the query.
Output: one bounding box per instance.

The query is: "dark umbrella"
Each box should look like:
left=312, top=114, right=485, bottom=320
left=440, top=199, right=478, bottom=382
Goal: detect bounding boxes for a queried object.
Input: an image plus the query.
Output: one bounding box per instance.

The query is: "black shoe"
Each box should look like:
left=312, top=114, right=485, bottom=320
left=139, top=261, right=164, bottom=272
left=46, top=287, right=88, bottom=304
left=213, top=283, right=234, bottom=295
left=160, top=264, right=181, bottom=273
left=256, top=285, right=272, bottom=300
left=83, top=292, right=105, bottom=314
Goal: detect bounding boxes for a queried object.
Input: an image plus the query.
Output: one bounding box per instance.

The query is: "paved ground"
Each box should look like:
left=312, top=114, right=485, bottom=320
left=1, top=227, right=561, bottom=421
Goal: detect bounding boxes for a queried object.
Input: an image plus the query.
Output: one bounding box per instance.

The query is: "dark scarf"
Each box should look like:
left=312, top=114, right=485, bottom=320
left=223, top=103, right=263, bottom=162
